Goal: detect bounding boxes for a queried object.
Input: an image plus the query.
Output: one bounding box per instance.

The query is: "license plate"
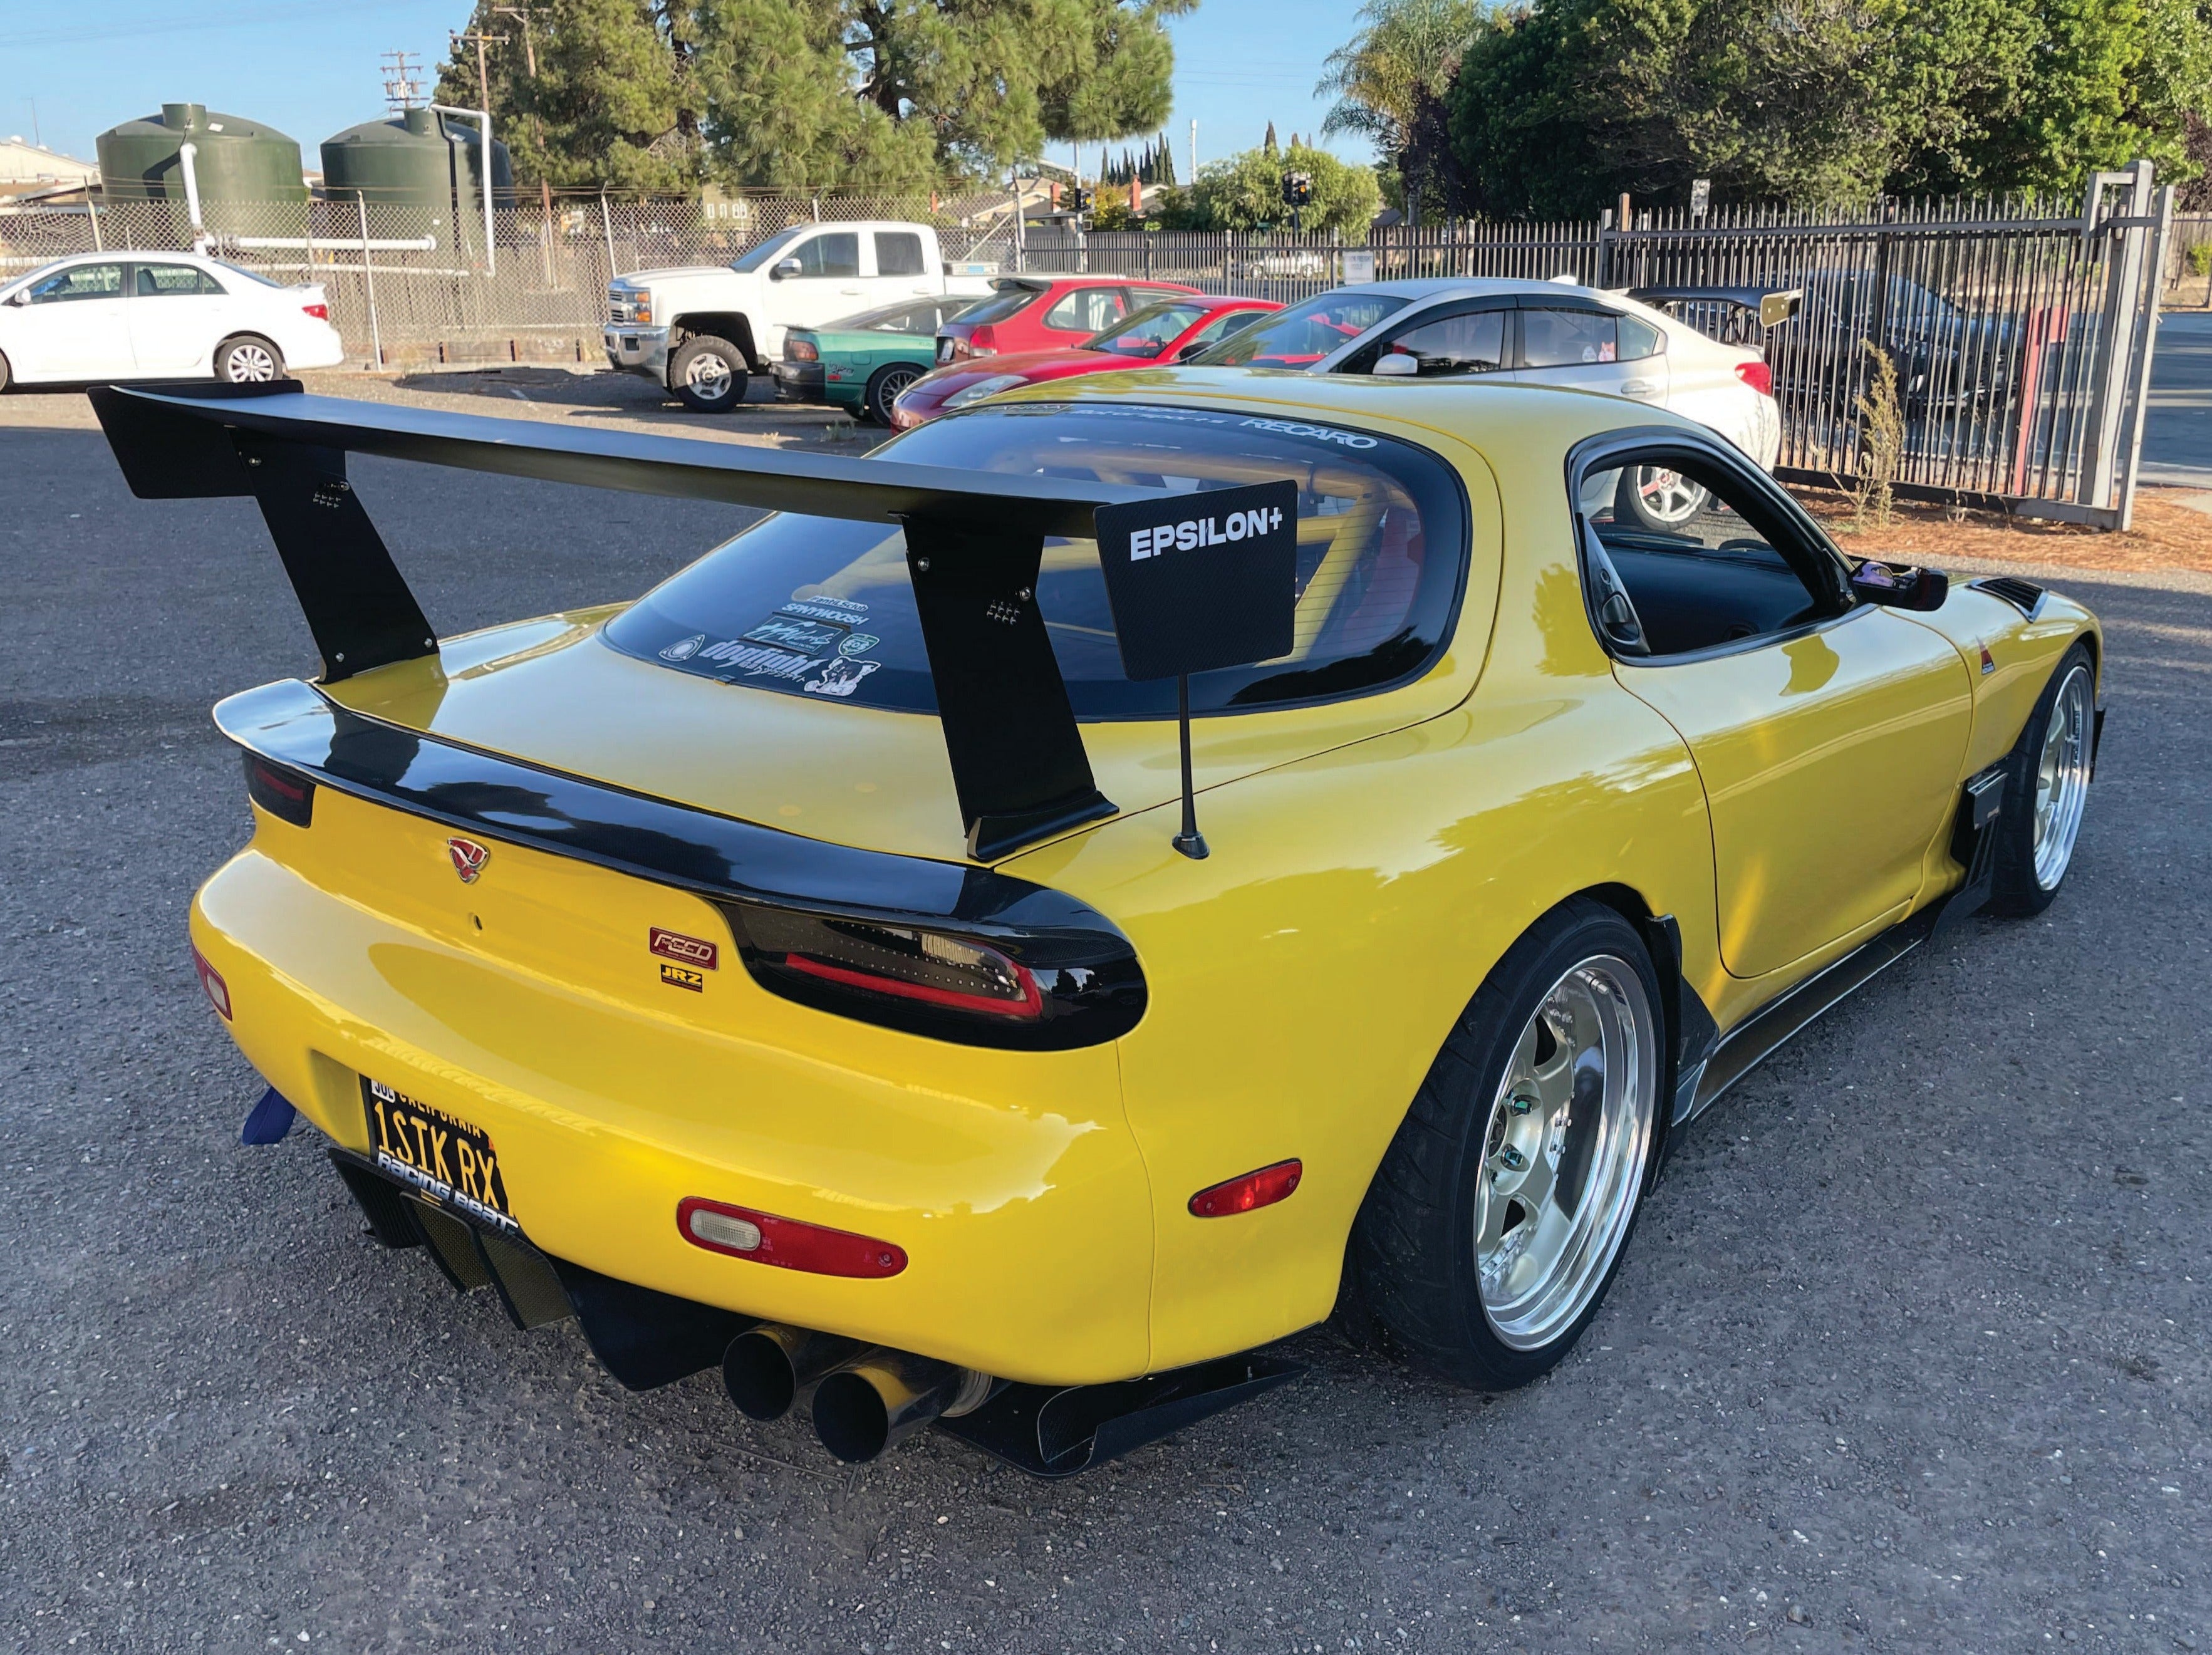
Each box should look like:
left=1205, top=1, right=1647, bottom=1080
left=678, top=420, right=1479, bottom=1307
left=360, top=1076, right=518, bottom=1234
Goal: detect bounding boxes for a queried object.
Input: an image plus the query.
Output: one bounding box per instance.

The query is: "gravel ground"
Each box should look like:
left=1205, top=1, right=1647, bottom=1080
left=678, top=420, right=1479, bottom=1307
left=2, top=403, right=2208, bottom=1655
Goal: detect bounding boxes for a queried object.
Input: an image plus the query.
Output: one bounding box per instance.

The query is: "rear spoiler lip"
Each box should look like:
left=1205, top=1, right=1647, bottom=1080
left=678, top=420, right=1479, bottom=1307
left=1628, top=285, right=1804, bottom=327
left=216, top=675, right=1123, bottom=936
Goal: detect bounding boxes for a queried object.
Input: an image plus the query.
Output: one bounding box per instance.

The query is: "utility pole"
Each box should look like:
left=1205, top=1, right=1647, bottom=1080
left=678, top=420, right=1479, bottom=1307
left=452, top=28, right=504, bottom=114
left=494, top=4, right=556, bottom=274
left=380, top=49, right=425, bottom=112
left=1190, top=118, right=1197, bottom=184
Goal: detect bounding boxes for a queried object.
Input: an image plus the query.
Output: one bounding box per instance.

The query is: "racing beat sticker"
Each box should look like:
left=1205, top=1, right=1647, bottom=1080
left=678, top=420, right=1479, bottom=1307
left=1093, top=480, right=1299, bottom=681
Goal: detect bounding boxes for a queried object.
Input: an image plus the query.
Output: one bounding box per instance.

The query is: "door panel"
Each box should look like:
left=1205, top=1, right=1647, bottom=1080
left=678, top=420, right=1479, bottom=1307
left=778, top=232, right=866, bottom=327
left=1618, top=608, right=1971, bottom=977
left=14, top=261, right=134, bottom=378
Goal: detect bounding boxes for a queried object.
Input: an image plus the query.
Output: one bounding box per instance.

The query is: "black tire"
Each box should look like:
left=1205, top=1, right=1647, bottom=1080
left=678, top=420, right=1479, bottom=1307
left=1614, top=466, right=1709, bottom=532
left=0, top=348, right=11, bottom=393
left=864, top=361, right=923, bottom=425
left=214, top=335, right=284, bottom=383
left=669, top=335, right=746, bottom=412
left=1349, top=898, right=1663, bottom=1391
left=1985, top=640, right=2097, bottom=917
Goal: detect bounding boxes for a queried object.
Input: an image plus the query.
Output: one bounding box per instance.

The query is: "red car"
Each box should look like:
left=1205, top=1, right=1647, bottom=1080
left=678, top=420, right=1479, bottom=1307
left=893, top=295, right=1281, bottom=428
left=932, top=275, right=1207, bottom=365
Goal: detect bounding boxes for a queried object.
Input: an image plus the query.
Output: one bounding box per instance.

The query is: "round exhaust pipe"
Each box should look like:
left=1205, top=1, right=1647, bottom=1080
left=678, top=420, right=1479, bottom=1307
left=812, top=1353, right=1000, bottom=1463
left=722, top=1324, right=866, bottom=1422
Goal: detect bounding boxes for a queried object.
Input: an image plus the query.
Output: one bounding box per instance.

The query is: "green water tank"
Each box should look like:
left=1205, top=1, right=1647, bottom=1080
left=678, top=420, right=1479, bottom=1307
left=97, top=102, right=309, bottom=206
left=321, top=107, right=512, bottom=249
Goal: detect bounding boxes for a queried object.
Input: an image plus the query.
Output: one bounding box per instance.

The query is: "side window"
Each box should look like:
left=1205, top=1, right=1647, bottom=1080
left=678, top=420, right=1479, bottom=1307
left=1617, top=313, right=1664, bottom=361
left=1187, top=308, right=1259, bottom=348
left=873, top=232, right=925, bottom=277
left=29, top=263, right=125, bottom=303
left=136, top=263, right=221, bottom=297
left=1044, top=286, right=1128, bottom=333
left=792, top=233, right=860, bottom=278
left=1373, top=306, right=1507, bottom=376
left=1576, top=452, right=1839, bottom=658
left=1522, top=308, right=1618, bottom=367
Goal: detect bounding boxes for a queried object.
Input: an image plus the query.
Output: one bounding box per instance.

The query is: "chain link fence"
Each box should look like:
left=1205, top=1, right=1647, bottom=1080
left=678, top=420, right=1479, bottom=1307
left=0, top=170, right=2173, bottom=522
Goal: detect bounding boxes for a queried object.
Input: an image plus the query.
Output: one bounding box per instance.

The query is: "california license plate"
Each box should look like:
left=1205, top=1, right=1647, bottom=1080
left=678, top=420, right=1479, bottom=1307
left=360, top=1076, right=517, bottom=1234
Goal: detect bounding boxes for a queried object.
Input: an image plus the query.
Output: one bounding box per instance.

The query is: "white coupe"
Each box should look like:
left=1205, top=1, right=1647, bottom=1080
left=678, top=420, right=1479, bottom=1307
left=0, top=251, right=345, bottom=392
left=1195, top=276, right=1784, bottom=531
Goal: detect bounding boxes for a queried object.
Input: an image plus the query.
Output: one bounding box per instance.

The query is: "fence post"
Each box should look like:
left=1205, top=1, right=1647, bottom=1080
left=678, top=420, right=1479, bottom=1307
left=1597, top=207, right=1612, bottom=288
left=2079, top=160, right=2157, bottom=517
left=357, top=196, right=383, bottom=370
left=85, top=194, right=103, bottom=253
left=600, top=189, right=617, bottom=278
left=2107, top=166, right=2169, bottom=529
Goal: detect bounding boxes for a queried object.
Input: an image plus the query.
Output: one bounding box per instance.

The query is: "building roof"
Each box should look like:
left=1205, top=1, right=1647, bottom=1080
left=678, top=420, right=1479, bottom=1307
left=0, top=140, right=99, bottom=191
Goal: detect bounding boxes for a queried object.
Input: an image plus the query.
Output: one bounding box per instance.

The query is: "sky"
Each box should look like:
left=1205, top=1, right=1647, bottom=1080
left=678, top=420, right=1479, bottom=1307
left=6, top=0, right=1373, bottom=180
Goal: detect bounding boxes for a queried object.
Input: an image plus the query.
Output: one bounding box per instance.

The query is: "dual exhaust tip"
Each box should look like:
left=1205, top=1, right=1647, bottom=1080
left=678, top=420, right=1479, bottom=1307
left=723, top=1322, right=999, bottom=1463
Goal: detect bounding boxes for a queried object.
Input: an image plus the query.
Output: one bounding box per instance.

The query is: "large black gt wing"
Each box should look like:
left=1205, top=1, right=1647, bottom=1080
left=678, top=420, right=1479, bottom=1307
left=89, top=381, right=1176, bottom=860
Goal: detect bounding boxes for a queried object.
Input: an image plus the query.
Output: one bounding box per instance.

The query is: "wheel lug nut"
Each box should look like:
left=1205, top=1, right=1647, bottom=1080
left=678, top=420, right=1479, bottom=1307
left=1500, top=1146, right=1528, bottom=1171
left=1508, top=1092, right=1536, bottom=1115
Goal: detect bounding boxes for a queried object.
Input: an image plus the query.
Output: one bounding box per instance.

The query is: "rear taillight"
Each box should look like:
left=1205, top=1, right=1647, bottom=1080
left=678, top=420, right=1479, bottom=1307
left=302, top=303, right=329, bottom=321
left=1734, top=359, right=1772, bottom=396
left=191, top=945, right=232, bottom=1020
left=678, top=1196, right=907, bottom=1278
left=719, top=898, right=1145, bottom=1049
left=967, top=324, right=998, bottom=356
left=242, top=752, right=314, bottom=826
left=1189, top=1160, right=1302, bottom=1218
left=787, top=336, right=819, bottom=362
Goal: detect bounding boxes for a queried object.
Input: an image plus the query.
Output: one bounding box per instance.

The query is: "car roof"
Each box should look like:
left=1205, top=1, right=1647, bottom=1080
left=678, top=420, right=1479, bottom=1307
left=1357, top=276, right=1623, bottom=303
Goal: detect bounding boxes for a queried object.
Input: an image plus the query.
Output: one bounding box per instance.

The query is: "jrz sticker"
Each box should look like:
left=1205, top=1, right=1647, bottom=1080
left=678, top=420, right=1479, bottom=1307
left=803, top=658, right=881, bottom=698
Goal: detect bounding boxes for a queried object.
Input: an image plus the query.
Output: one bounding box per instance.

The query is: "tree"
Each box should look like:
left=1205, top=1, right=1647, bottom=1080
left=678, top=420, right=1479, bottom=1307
left=435, top=0, right=700, bottom=193
left=1320, top=0, right=1483, bottom=222
left=688, top=0, right=1197, bottom=189
left=1154, top=140, right=1383, bottom=232
left=1443, top=0, right=2212, bottom=215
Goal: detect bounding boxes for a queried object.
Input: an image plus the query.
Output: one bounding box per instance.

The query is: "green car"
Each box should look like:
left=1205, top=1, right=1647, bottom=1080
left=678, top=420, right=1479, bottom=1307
left=774, top=296, right=986, bottom=423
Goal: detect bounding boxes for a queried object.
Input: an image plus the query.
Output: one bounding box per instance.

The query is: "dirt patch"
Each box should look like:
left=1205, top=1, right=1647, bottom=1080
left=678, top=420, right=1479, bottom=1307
left=1797, top=484, right=2212, bottom=576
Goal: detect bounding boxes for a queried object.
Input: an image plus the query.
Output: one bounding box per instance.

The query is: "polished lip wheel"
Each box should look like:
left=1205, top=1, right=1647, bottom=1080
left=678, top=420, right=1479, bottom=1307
left=1633, top=467, right=1708, bottom=526
left=1475, top=955, right=1656, bottom=1351
left=225, top=342, right=278, bottom=382
left=686, top=350, right=736, bottom=402
left=2033, top=661, right=2094, bottom=890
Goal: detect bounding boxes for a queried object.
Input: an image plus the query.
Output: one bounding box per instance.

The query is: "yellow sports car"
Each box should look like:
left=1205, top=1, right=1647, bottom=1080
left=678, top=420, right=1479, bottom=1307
left=95, top=368, right=2099, bottom=1476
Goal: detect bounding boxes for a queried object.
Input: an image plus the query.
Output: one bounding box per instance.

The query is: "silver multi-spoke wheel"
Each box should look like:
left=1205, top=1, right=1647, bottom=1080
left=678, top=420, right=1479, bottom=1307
left=2032, top=661, right=2094, bottom=890
left=1475, top=955, right=1657, bottom=1351
left=1626, top=467, right=1708, bottom=528
left=222, top=341, right=279, bottom=382
left=686, top=352, right=735, bottom=400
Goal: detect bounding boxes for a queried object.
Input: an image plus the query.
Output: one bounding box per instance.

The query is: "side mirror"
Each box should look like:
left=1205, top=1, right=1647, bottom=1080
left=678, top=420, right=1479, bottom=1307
left=771, top=257, right=802, bottom=281
left=1850, top=558, right=1950, bottom=611
left=1370, top=351, right=1418, bottom=377
left=4, top=290, right=28, bottom=306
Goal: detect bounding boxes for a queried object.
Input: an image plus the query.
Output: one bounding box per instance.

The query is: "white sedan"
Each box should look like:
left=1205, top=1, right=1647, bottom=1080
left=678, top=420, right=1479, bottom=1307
left=0, top=251, right=345, bottom=392
left=1195, top=277, right=1782, bottom=530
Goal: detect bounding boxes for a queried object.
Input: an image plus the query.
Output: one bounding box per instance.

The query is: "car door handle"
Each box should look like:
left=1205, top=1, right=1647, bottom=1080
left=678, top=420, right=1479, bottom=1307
left=1620, top=378, right=1659, bottom=399
left=841, top=287, right=864, bottom=295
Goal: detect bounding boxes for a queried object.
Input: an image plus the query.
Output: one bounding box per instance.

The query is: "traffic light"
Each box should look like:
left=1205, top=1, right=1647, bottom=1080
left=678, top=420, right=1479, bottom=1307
left=1071, top=185, right=1095, bottom=216
left=1282, top=171, right=1313, bottom=209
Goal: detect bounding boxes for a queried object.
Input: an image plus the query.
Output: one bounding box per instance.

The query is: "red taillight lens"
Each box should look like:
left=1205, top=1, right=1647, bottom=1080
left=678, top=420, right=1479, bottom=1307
left=1735, top=359, right=1773, bottom=396
left=967, top=324, right=997, bottom=356
left=1188, top=1159, right=1302, bottom=1218
left=677, top=1196, right=906, bottom=1278
left=302, top=303, right=329, bottom=321
left=787, top=336, right=819, bottom=362
left=191, top=945, right=232, bottom=1020
left=242, top=752, right=314, bottom=826
left=743, top=909, right=1043, bottom=1020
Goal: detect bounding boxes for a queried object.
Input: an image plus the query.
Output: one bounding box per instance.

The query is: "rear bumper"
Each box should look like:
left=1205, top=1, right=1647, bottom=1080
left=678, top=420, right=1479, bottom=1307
left=772, top=360, right=829, bottom=402
left=190, top=828, right=1156, bottom=1386
left=603, top=324, right=670, bottom=378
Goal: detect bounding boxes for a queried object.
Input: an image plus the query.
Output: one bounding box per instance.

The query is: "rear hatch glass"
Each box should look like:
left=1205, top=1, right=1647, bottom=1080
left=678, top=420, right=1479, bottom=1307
left=602, top=402, right=1468, bottom=719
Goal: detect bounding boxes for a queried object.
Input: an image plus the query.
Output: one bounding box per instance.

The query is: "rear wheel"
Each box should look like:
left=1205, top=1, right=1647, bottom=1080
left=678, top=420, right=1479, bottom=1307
left=1986, top=641, right=2096, bottom=916
left=1351, top=900, right=1662, bottom=1389
left=865, top=362, right=923, bottom=425
left=670, top=335, right=745, bottom=412
left=1615, top=466, right=1708, bottom=531
left=215, top=335, right=283, bottom=383
left=0, top=349, right=11, bottom=393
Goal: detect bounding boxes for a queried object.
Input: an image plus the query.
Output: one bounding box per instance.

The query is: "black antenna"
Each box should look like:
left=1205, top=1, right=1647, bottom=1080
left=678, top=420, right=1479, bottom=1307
left=1171, top=672, right=1208, bottom=859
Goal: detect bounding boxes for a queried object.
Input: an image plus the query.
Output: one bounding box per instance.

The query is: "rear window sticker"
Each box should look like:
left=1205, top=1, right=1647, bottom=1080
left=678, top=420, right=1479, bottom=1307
left=804, top=658, right=881, bottom=697
left=696, top=641, right=824, bottom=680
left=781, top=596, right=871, bottom=626
left=743, top=615, right=848, bottom=653
left=838, top=633, right=881, bottom=658
left=660, top=633, right=707, bottom=662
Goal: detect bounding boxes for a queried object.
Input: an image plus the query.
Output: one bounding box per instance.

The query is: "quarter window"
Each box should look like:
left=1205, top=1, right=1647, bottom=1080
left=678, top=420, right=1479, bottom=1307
left=1043, top=286, right=1129, bottom=334
left=28, top=262, right=124, bottom=302
left=1617, top=314, right=1664, bottom=361
left=873, top=232, right=925, bottom=276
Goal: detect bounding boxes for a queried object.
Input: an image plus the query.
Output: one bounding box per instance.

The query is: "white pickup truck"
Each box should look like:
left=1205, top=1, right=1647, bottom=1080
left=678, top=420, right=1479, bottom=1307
left=604, top=220, right=995, bottom=412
